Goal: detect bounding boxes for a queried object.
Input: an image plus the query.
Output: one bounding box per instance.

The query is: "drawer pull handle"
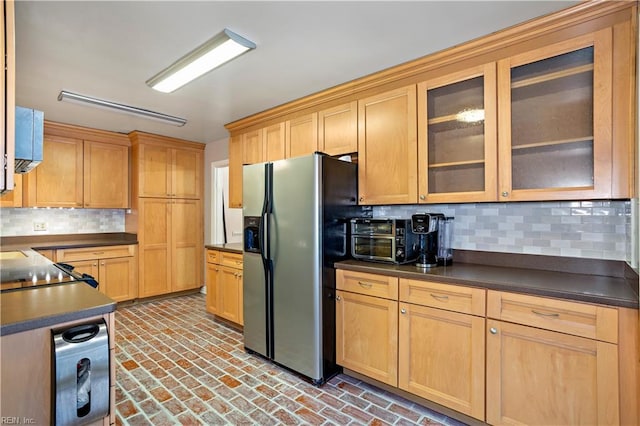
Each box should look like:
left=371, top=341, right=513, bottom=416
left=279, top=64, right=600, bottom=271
left=430, top=293, right=449, bottom=301
left=532, top=310, right=560, bottom=318
left=336, top=295, right=341, bottom=301
left=358, top=281, right=373, bottom=288
left=93, top=252, right=104, bottom=255
left=400, top=308, right=406, bottom=314
left=490, top=327, right=498, bottom=335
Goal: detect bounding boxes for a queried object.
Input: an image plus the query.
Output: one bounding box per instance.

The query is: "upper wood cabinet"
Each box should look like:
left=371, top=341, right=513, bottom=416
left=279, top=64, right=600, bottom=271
left=264, top=122, right=286, bottom=162
left=318, top=101, right=358, bottom=156
left=130, top=131, right=202, bottom=199
left=358, top=85, right=417, bottom=205
left=417, top=64, right=497, bottom=203
left=24, top=134, right=84, bottom=208
left=498, top=29, right=617, bottom=201
left=242, top=129, right=264, bottom=165
left=286, top=112, right=318, bottom=158
left=23, top=122, right=130, bottom=208
left=0, top=173, right=21, bottom=207
left=226, top=3, right=636, bottom=205
left=228, top=135, right=243, bottom=208
left=83, top=140, right=129, bottom=208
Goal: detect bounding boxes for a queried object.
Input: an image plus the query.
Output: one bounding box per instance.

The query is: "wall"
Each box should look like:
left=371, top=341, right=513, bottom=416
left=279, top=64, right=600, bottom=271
left=375, top=200, right=631, bottom=261
left=204, top=137, right=229, bottom=245
left=0, top=208, right=124, bottom=236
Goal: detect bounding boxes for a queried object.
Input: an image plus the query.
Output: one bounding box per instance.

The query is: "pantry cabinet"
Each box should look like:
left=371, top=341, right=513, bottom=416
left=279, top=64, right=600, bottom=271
left=336, top=270, right=399, bottom=386
left=417, top=64, right=497, bottom=203
left=286, top=113, right=318, bottom=158
left=56, top=245, right=137, bottom=302
left=134, top=143, right=202, bottom=199
left=357, top=85, right=417, bottom=205
left=128, top=132, right=204, bottom=299
left=206, top=249, right=243, bottom=326
left=23, top=122, right=130, bottom=208
left=318, top=101, right=358, bottom=156
left=136, top=198, right=201, bottom=297
left=486, top=290, right=620, bottom=425
left=498, top=29, right=616, bottom=201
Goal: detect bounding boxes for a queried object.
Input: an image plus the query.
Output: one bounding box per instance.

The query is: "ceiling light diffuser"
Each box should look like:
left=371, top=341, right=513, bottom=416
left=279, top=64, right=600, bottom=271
left=146, top=28, right=256, bottom=93
left=57, top=91, right=187, bottom=126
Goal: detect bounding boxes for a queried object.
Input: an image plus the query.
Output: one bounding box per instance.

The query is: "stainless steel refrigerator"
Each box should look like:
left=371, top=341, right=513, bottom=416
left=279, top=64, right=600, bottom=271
left=242, top=153, right=363, bottom=384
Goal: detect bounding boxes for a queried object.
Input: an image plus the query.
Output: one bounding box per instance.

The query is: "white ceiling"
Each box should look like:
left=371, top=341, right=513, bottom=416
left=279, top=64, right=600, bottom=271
left=15, top=1, right=578, bottom=144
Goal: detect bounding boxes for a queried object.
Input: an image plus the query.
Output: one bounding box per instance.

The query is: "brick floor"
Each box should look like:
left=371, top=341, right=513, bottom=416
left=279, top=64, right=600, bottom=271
left=115, top=293, right=467, bottom=425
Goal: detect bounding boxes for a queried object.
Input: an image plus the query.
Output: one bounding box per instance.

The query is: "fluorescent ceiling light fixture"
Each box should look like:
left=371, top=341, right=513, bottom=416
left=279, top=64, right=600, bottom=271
left=57, top=91, right=187, bottom=126
left=146, top=28, right=256, bottom=93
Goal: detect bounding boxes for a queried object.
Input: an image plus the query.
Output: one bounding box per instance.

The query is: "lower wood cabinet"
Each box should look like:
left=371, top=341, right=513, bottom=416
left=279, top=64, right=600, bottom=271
left=336, top=269, right=638, bottom=425
left=56, top=245, right=138, bottom=302
left=205, top=249, right=243, bottom=326
left=398, top=279, right=486, bottom=420
left=486, top=290, right=621, bottom=425
left=336, top=270, right=399, bottom=386
left=336, top=289, right=398, bottom=386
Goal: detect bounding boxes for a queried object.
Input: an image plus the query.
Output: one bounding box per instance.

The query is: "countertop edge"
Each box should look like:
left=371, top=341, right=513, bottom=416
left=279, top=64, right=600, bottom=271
left=205, top=243, right=243, bottom=254
left=0, top=301, right=116, bottom=337
left=335, top=260, right=640, bottom=309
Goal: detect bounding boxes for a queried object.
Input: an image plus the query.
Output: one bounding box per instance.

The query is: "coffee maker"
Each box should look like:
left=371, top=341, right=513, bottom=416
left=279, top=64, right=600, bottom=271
left=411, top=213, right=454, bottom=268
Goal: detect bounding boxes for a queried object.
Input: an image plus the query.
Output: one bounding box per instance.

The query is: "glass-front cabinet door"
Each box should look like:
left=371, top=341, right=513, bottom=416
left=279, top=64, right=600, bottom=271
left=497, top=29, right=612, bottom=201
left=417, top=63, right=497, bottom=203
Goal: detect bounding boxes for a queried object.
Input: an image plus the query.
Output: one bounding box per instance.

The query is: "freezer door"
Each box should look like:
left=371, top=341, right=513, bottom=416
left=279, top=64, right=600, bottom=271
left=242, top=163, right=268, bottom=357
left=270, top=155, right=323, bottom=381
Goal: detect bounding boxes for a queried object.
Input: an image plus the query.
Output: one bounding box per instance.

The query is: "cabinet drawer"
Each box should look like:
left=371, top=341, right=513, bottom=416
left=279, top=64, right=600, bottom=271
left=400, top=279, right=486, bottom=316
left=206, top=249, right=219, bottom=264
left=487, top=290, right=618, bottom=343
left=336, top=269, right=398, bottom=300
left=220, top=251, right=243, bottom=269
left=56, top=245, right=135, bottom=262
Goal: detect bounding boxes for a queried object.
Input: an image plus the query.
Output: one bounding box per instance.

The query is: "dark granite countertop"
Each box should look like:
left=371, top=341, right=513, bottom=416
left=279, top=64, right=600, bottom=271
left=0, top=232, right=138, bottom=251
left=335, top=259, right=639, bottom=309
left=205, top=242, right=243, bottom=254
left=1, top=282, right=116, bottom=336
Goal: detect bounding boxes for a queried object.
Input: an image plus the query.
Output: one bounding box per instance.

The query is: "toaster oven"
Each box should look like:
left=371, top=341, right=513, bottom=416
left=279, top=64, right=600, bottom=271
left=350, top=218, right=418, bottom=264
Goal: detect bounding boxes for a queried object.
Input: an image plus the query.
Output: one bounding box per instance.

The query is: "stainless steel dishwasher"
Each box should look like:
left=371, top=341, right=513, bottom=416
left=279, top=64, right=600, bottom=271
left=52, top=320, right=110, bottom=426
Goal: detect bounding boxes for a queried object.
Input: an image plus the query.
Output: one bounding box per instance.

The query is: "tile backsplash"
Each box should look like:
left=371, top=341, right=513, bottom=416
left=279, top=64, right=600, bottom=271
left=0, top=208, right=125, bottom=236
left=0, top=200, right=632, bottom=262
left=374, top=200, right=631, bottom=261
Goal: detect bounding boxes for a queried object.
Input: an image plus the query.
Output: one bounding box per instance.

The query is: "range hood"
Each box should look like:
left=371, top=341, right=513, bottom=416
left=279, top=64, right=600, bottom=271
left=15, top=106, right=44, bottom=173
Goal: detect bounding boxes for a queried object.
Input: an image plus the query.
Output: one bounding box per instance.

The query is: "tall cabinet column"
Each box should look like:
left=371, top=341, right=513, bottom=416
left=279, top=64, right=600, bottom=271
left=127, top=131, right=204, bottom=298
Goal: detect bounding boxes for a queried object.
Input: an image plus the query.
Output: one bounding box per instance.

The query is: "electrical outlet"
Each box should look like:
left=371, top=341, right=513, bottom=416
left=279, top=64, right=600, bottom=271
left=33, top=222, right=48, bottom=231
